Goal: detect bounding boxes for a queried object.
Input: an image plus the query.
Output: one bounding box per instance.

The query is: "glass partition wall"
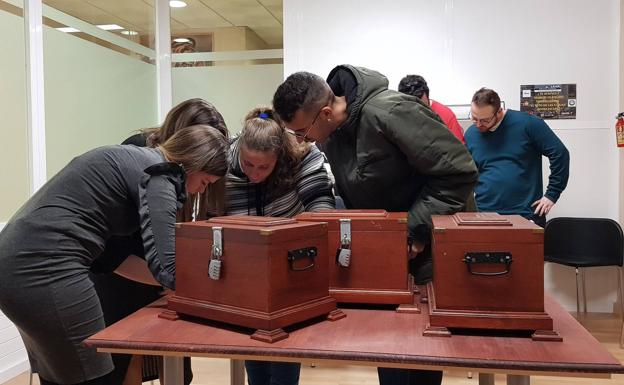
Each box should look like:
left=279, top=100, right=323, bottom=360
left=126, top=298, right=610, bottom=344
left=0, top=0, right=35, bottom=380
left=0, top=0, right=29, bottom=223
left=42, top=0, right=158, bottom=176
left=169, top=0, right=284, bottom=133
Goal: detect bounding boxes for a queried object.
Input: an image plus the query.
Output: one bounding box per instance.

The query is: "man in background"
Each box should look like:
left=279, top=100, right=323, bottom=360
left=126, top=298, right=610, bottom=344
left=464, top=87, right=570, bottom=226
left=398, top=74, right=465, bottom=143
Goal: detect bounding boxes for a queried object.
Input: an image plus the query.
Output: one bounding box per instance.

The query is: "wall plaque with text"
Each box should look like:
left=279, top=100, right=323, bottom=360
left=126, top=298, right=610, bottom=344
left=520, top=84, right=576, bottom=119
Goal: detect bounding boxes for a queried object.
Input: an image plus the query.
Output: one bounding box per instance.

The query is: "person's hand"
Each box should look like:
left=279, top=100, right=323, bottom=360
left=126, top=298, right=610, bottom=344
left=408, top=241, right=425, bottom=259
left=531, top=196, right=555, bottom=216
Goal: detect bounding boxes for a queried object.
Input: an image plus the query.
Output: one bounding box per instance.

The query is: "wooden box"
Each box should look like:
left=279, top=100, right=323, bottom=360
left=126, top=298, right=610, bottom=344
left=424, top=213, right=559, bottom=341
left=165, top=216, right=344, bottom=342
left=295, top=210, right=417, bottom=310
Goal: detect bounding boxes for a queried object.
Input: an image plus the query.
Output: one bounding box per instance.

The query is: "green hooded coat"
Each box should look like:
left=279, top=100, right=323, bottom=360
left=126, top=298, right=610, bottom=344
left=323, top=65, right=478, bottom=258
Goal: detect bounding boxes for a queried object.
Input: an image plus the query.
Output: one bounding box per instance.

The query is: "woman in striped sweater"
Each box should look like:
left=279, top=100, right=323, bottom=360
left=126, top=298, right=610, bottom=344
left=225, top=106, right=335, bottom=217
left=226, top=107, right=335, bottom=385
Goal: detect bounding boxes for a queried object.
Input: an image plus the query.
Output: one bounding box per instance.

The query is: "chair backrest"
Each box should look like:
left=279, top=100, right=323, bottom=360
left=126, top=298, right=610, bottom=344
left=544, top=217, right=624, bottom=267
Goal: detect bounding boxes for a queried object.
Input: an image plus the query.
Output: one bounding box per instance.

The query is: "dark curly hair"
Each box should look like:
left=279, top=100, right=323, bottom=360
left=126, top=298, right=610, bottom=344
left=272, top=71, right=330, bottom=123
left=398, top=75, right=429, bottom=99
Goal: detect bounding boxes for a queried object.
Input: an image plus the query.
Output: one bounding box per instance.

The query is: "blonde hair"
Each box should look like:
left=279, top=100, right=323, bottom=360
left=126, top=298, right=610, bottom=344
left=160, top=124, right=228, bottom=175
left=140, top=99, right=229, bottom=220
left=238, top=106, right=309, bottom=192
left=159, top=125, right=229, bottom=219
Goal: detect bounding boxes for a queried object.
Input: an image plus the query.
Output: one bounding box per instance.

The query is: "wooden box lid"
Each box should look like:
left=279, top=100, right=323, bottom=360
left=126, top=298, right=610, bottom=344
left=176, top=215, right=327, bottom=243
left=432, top=213, right=543, bottom=244
left=208, top=215, right=296, bottom=227
left=296, top=210, right=407, bottom=231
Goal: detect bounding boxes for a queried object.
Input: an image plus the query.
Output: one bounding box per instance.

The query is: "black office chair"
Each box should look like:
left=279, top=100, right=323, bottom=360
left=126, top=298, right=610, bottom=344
left=544, top=217, right=624, bottom=346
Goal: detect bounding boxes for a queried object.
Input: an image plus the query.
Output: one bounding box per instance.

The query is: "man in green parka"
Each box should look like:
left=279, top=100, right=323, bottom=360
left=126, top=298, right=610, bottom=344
left=273, top=64, right=478, bottom=385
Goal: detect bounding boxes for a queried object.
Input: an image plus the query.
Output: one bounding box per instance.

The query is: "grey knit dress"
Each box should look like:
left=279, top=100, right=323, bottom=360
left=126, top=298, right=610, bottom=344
left=0, top=145, right=185, bottom=384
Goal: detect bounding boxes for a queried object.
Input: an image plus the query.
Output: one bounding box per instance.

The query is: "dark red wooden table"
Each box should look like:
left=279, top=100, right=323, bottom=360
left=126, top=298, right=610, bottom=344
left=85, top=294, right=624, bottom=385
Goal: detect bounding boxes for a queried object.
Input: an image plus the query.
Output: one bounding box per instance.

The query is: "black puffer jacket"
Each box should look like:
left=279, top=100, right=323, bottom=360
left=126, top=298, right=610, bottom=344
left=323, top=65, right=477, bottom=246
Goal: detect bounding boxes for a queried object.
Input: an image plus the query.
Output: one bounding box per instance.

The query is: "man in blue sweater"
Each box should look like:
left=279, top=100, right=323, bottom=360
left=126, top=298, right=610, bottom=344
left=465, top=87, right=570, bottom=227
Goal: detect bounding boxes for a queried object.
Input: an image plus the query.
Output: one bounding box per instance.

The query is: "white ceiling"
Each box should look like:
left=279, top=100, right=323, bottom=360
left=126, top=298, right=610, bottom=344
left=43, top=0, right=283, bottom=47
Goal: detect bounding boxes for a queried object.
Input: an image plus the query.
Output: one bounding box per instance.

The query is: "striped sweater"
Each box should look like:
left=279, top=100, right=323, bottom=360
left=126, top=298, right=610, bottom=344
left=225, top=140, right=335, bottom=217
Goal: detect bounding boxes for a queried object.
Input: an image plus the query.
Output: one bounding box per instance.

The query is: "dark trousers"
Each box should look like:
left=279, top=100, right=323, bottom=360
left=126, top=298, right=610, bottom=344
left=91, top=272, right=193, bottom=384
left=39, top=371, right=116, bottom=385
left=245, top=360, right=301, bottom=385
left=377, top=367, right=443, bottom=385
left=526, top=213, right=546, bottom=228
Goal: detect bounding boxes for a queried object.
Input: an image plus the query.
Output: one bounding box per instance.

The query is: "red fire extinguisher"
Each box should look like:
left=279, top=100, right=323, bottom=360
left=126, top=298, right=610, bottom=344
left=617, top=113, right=624, bottom=147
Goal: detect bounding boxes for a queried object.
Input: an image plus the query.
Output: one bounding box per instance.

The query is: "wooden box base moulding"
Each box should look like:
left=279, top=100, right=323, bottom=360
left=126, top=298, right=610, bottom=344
left=163, top=215, right=346, bottom=342
left=295, top=210, right=417, bottom=311
left=423, top=213, right=560, bottom=341
left=423, top=282, right=561, bottom=341
left=164, top=295, right=345, bottom=343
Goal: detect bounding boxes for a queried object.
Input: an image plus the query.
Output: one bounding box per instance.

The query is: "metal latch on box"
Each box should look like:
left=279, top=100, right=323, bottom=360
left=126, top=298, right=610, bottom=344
left=208, top=227, right=223, bottom=280
left=336, top=218, right=352, bottom=268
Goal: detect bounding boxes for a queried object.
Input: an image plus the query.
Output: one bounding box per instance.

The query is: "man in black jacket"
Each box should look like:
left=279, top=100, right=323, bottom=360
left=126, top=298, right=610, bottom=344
left=273, top=64, right=478, bottom=385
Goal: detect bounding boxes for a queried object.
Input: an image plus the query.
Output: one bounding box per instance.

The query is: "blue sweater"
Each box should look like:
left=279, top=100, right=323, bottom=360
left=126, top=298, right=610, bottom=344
left=465, top=110, right=569, bottom=218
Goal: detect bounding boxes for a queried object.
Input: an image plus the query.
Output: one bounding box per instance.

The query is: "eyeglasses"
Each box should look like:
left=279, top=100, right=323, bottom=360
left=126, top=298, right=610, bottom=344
left=285, top=105, right=324, bottom=141
left=469, top=109, right=500, bottom=125
left=285, top=95, right=333, bottom=141
left=285, top=117, right=317, bottom=140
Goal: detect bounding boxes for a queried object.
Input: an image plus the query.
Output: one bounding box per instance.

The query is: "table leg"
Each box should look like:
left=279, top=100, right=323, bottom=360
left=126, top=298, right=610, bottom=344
left=162, top=356, right=184, bottom=385
left=230, top=359, right=245, bottom=385
left=478, top=373, right=495, bottom=385
left=507, top=374, right=530, bottom=385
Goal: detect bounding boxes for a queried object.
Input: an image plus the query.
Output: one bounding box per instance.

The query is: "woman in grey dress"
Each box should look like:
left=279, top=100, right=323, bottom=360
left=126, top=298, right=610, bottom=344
left=93, top=98, right=229, bottom=384
left=0, top=124, right=228, bottom=385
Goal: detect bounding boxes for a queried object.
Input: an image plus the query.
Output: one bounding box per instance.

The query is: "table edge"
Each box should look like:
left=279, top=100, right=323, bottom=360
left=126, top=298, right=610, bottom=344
left=84, top=339, right=624, bottom=374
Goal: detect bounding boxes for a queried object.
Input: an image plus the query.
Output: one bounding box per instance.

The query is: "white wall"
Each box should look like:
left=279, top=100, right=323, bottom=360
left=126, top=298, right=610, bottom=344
left=0, top=223, right=29, bottom=384
left=284, top=0, right=621, bottom=312
left=0, top=306, right=28, bottom=384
